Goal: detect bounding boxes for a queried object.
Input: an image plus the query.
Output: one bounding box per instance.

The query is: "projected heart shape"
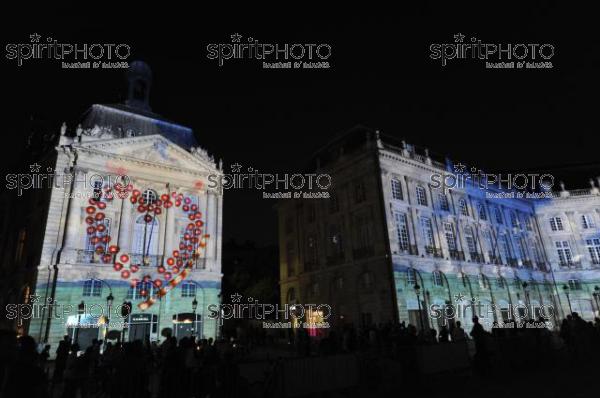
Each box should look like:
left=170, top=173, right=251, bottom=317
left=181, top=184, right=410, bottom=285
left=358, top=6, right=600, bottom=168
left=84, top=184, right=210, bottom=309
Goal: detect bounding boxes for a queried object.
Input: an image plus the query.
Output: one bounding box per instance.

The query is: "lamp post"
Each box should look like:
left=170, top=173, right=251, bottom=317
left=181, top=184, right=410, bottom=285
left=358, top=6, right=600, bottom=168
left=76, top=301, right=85, bottom=344
left=522, top=282, right=531, bottom=320
left=593, top=286, right=600, bottom=316
left=563, top=285, right=573, bottom=315
left=104, top=293, right=114, bottom=351
left=414, top=283, right=424, bottom=332
left=191, top=297, right=198, bottom=339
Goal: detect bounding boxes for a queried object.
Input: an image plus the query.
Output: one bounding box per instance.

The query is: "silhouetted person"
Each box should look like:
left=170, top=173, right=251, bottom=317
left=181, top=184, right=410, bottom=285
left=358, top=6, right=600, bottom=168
left=451, top=321, right=466, bottom=342
left=439, top=325, right=449, bottom=342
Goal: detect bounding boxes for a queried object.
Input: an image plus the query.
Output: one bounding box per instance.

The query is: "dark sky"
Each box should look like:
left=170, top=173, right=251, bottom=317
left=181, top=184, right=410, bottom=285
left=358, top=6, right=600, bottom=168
left=2, top=4, right=599, bottom=245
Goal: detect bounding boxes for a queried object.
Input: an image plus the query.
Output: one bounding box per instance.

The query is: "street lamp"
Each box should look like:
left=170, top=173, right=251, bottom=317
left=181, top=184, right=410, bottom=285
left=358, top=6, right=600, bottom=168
left=191, top=297, right=198, bottom=338
left=593, top=286, right=600, bottom=316
left=414, top=283, right=424, bottom=332
left=76, top=301, right=85, bottom=344
left=522, top=282, right=531, bottom=319
left=563, top=285, right=573, bottom=315
left=104, top=293, right=114, bottom=351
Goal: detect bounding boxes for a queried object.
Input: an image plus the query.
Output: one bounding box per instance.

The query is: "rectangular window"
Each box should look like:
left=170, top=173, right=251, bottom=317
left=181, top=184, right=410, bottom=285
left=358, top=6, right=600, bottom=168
left=586, top=238, right=600, bottom=265
left=550, top=217, right=564, bottom=231
left=438, top=193, right=449, bottom=211
left=464, top=227, right=477, bottom=254
left=420, top=217, right=435, bottom=253
left=459, top=199, right=469, bottom=216
left=555, top=241, right=573, bottom=266
left=416, top=186, right=428, bottom=206
left=443, top=222, right=457, bottom=252
left=391, top=179, right=403, bottom=200
left=582, top=214, right=595, bottom=229
left=433, top=271, right=443, bottom=286
left=395, top=213, right=410, bottom=251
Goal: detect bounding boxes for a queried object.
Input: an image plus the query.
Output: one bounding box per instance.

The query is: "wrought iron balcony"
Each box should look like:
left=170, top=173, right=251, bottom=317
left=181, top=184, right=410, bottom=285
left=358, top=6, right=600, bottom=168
left=449, top=250, right=465, bottom=261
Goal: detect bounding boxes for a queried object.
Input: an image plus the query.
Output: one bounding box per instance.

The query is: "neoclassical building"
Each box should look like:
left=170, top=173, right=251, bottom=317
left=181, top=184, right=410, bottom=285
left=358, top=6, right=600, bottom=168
left=10, top=62, right=223, bottom=350
left=277, top=126, right=600, bottom=333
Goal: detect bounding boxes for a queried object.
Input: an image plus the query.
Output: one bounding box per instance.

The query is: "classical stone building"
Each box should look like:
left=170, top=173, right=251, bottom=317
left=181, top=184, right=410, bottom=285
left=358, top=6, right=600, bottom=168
left=5, top=62, right=223, bottom=351
left=277, top=126, right=600, bottom=333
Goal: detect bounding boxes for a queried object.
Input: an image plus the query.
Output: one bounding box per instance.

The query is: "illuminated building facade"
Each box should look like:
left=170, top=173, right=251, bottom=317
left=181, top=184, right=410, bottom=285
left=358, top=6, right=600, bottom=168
left=277, top=126, right=600, bottom=333
left=9, top=62, right=223, bottom=351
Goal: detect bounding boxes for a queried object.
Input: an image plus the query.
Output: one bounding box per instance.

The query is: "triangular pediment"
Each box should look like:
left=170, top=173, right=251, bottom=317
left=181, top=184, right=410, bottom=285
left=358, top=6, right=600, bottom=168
left=74, top=134, right=217, bottom=173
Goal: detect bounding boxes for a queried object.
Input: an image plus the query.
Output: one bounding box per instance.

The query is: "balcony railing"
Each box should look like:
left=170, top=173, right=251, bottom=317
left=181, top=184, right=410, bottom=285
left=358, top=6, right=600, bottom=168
left=506, top=258, right=519, bottom=267
left=469, top=252, right=483, bottom=263
left=76, top=250, right=104, bottom=264
left=424, top=246, right=444, bottom=258
left=488, top=254, right=502, bottom=265
left=398, top=244, right=419, bottom=256
left=130, top=254, right=164, bottom=267
left=449, top=250, right=465, bottom=261
left=522, top=259, right=533, bottom=268
left=559, top=261, right=582, bottom=269
left=76, top=250, right=164, bottom=266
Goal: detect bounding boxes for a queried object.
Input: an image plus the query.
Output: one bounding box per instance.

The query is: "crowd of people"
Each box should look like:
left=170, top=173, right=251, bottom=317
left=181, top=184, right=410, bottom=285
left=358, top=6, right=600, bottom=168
left=1, top=313, right=600, bottom=397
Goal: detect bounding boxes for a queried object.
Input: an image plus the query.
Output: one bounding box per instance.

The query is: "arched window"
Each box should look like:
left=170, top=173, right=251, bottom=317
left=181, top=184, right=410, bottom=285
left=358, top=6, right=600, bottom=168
left=181, top=281, right=197, bottom=297
left=142, top=189, right=157, bottom=205
left=477, top=203, right=487, bottom=220
left=406, top=269, right=416, bottom=286
left=133, top=215, right=159, bottom=255
left=127, top=281, right=154, bottom=300
left=82, top=279, right=102, bottom=297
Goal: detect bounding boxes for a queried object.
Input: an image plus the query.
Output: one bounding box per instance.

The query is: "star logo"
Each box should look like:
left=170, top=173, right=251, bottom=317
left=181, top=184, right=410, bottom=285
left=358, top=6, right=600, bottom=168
left=230, top=163, right=242, bottom=173
left=29, top=295, right=40, bottom=303
left=454, top=292, right=466, bottom=302
left=453, top=162, right=466, bottom=173
left=231, top=33, right=242, bottom=43
left=454, top=33, right=465, bottom=43
left=231, top=293, right=242, bottom=303
left=30, top=163, right=41, bottom=173
left=30, top=33, right=41, bottom=43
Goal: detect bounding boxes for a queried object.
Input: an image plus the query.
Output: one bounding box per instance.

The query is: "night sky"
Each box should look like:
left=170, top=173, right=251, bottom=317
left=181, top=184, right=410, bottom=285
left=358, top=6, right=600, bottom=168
left=2, top=4, right=599, bottom=245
